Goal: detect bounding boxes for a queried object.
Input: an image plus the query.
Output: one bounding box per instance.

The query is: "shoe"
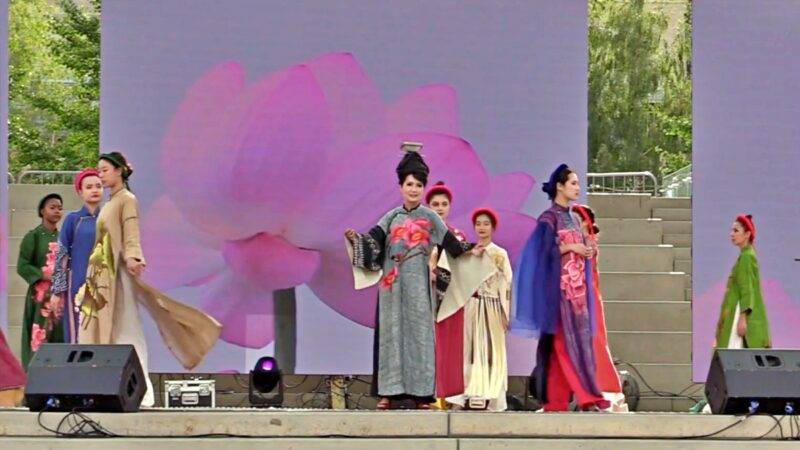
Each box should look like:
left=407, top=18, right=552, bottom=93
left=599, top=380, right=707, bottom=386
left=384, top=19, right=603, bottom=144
left=377, top=397, right=391, bottom=410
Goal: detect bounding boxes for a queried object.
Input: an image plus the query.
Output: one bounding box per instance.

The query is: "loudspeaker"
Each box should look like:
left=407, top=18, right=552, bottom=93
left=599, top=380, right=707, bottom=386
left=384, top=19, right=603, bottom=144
left=25, top=344, right=146, bottom=412
left=706, top=349, right=800, bottom=415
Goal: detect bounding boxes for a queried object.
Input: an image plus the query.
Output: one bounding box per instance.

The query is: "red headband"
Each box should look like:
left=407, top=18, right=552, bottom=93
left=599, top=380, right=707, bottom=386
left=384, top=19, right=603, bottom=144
left=472, top=208, right=499, bottom=228
left=736, top=215, right=756, bottom=243
left=74, top=169, right=100, bottom=193
left=572, top=204, right=596, bottom=240
left=425, top=184, right=453, bottom=204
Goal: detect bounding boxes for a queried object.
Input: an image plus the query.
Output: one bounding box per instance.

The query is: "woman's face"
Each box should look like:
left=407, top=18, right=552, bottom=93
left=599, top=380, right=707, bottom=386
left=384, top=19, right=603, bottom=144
left=80, top=175, right=103, bottom=204
left=474, top=214, right=494, bottom=240
left=400, top=174, right=424, bottom=205
left=41, top=198, right=63, bottom=224
left=428, top=194, right=451, bottom=221
left=730, top=221, right=751, bottom=247
left=98, top=159, right=122, bottom=188
left=558, top=172, right=581, bottom=202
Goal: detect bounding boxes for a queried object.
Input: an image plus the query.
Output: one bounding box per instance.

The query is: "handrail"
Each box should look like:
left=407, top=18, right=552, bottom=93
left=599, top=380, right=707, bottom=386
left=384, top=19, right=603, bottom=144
left=17, top=170, right=81, bottom=185
left=661, top=164, right=692, bottom=198
left=587, top=171, right=658, bottom=195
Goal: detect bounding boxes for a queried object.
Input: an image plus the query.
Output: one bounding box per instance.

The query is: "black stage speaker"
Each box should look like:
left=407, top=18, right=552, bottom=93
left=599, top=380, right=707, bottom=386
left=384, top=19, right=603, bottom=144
left=25, top=344, right=146, bottom=412
left=706, top=349, right=800, bottom=415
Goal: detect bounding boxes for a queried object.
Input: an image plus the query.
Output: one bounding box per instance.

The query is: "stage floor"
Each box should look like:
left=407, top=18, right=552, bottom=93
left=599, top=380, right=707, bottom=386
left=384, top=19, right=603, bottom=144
left=0, top=408, right=798, bottom=449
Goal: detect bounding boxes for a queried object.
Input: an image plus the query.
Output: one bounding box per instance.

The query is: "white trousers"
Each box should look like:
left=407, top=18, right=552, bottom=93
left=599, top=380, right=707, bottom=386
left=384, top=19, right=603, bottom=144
left=111, top=269, right=155, bottom=407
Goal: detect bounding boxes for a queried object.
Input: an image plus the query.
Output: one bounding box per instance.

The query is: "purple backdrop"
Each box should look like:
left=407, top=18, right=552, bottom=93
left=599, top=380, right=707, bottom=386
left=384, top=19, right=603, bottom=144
left=100, top=0, right=588, bottom=373
left=1, top=0, right=9, bottom=330
left=693, top=0, right=800, bottom=381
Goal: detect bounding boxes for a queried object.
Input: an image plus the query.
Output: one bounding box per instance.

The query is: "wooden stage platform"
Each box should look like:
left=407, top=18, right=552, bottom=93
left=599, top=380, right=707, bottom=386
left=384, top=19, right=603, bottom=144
left=0, top=408, right=798, bottom=449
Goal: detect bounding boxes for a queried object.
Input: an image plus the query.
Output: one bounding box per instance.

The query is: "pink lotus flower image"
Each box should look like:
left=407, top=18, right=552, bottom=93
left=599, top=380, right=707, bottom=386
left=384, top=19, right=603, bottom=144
left=693, top=279, right=800, bottom=380
left=141, top=52, right=536, bottom=348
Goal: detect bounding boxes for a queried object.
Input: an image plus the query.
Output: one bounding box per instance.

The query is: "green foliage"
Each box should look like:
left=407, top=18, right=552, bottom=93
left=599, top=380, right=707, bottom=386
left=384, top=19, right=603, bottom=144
left=8, top=0, right=101, bottom=175
left=589, top=0, right=692, bottom=179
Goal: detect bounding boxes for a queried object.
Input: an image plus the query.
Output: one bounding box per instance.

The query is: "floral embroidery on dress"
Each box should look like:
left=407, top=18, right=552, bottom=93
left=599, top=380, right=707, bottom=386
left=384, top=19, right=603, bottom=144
left=381, top=267, right=400, bottom=291
left=381, top=218, right=434, bottom=291
left=30, top=323, right=47, bottom=352
left=558, top=229, right=588, bottom=313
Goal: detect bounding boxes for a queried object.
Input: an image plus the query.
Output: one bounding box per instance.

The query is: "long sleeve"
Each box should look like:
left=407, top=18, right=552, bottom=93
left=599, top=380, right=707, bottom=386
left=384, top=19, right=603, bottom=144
left=351, top=225, right=387, bottom=271
left=17, top=231, right=42, bottom=285
left=511, top=214, right=561, bottom=338
left=429, top=212, right=472, bottom=257
left=121, top=197, right=146, bottom=264
left=735, top=253, right=757, bottom=314
left=52, top=215, right=76, bottom=296
left=502, top=249, right=513, bottom=319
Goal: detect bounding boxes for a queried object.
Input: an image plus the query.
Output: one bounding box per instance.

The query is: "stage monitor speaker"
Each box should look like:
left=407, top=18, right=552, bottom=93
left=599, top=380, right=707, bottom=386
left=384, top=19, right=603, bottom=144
left=25, top=344, right=146, bottom=412
left=706, top=349, right=800, bottom=415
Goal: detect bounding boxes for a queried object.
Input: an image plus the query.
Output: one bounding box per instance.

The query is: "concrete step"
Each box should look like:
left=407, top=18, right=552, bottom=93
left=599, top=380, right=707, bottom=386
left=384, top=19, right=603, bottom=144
left=649, top=197, right=691, bottom=210
left=652, top=208, right=691, bottom=221
left=616, top=363, right=697, bottom=399
left=450, top=411, right=785, bottom=439
left=604, top=301, right=690, bottom=332
left=674, top=259, right=692, bottom=274
left=636, top=396, right=698, bottom=413
left=599, top=272, right=687, bottom=301
left=673, top=247, right=691, bottom=260
left=598, top=245, right=674, bottom=272
left=5, top=325, right=22, bottom=359
left=7, top=236, right=21, bottom=260
left=661, top=220, right=691, bottom=234
left=7, top=265, right=29, bottom=296
left=595, top=219, right=663, bottom=245
left=588, top=194, right=652, bottom=219
left=1, top=410, right=789, bottom=441
left=8, top=184, right=78, bottom=210
left=686, top=288, right=692, bottom=301
left=2, top=439, right=796, bottom=450
left=9, top=210, right=52, bottom=236
left=6, top=295, right=25, bottom=328
left=607, top=331, right=692, bottom=363
left=663, top=233, right=692, bottom=248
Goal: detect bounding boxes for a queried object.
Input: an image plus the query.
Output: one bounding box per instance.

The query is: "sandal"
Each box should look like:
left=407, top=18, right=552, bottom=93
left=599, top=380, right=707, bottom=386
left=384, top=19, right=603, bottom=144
left=416, top=400, right=431, bottom=410
left=377, top=397, right=391, bottom=410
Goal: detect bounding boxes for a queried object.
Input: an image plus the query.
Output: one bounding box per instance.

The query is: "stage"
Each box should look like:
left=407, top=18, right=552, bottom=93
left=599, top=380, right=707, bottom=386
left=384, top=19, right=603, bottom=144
left=0, top=409, right=797, bottom=449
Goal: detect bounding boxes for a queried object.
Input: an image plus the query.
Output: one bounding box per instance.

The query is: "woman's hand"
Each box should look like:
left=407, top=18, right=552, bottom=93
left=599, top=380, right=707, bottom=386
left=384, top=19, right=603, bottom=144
left=569, top=243, right=593, bottom=258
left=344, top=229, right=357, bottom=243
left=126, top=258, right=146, bottom=277
left=50, top=294, right=62, bottom=310
left=737, top=313, right=748, bottom=337
left=470, top=245, right=485, bottom=257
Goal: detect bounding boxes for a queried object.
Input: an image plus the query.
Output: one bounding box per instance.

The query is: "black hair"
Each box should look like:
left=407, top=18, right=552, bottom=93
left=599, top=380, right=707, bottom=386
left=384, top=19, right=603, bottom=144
left=99, top=151, right=134, bottom=189
left=576, top=204, right=600, bottom=234
left=399, top=172, right=428, bottom=187
left=38, top=193, right=63, bottom=218
left=541, top=165, right=575, bottom=201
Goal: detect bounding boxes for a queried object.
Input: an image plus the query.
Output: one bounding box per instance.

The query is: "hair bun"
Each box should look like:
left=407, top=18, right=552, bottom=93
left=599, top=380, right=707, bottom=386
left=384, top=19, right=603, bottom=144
left=541, top=182, right=551, bottom=194
left=434, top=181, right=445, bottom=186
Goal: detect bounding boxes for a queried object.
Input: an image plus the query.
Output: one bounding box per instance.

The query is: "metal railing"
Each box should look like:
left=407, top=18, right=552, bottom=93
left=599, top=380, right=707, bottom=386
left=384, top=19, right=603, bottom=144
left=660, top=164, right=692, bottom=198
left=17, top=170, right=81, bottom=185
left=587, top=172, right=659, bottom=195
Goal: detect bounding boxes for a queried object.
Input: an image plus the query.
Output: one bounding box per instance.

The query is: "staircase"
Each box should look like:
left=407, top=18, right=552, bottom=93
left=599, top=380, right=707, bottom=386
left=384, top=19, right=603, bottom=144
left=588, top=193, right=695, bottom=412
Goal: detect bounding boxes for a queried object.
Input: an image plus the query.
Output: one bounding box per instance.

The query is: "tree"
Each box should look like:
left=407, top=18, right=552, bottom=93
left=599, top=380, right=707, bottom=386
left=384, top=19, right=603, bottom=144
left=589, top=0, right=692, bottom=179
left=8, top=0, right=100, bottom=175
